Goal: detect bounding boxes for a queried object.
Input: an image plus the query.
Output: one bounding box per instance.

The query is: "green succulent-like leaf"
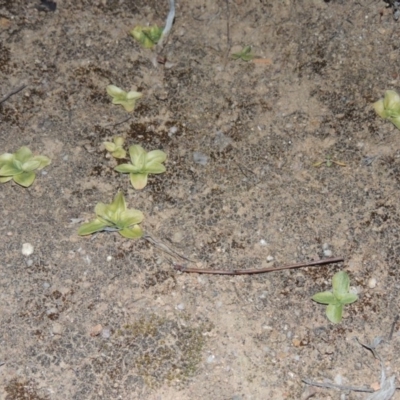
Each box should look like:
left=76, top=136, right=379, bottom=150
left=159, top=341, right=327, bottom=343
left=332, top=271, right=350, bottom=297
left=21, top=159, right=42, bottom=172
left=120, top=225, right=143, bottom=239
left=78, top=219, right=110, bottom=236
left=106, top=85, right=142, bottom=112
left=13, top=171, right=36, bottom=187
left=130, top=25, right=163, bottom=49
left=78, top=192, right=144, bottom=238
left=312, top=291, right=338, bottom=305
left=130, top=172, right=149, bottom=190
left=336, top=292, right=358, bottom=305
left=326, top=304, right=343, bottom=324
left=14, top=146, right=33, bottom=163
left=0, top=152, right=14, bottom=166
left=232, top=46, right=254, bottom=62
left=0, top=159, right=22, bottom=176
left=115, top=163, right=138, bottom=174
left=32, top=155, right=51, bottom=170
left=115, top=145, right=167, bottom=190
left=0, top=147, right=50, bottom=186
left=129, top=145, right=147, bottom=169
left=145, top=149, right=167, bottom=173
left=374, top=90, right=400, bottom=129
left=118, top=209, right=144, bottom=228
left=104, top=137, right=127, bottom=159
left=111, top=147, right=127, bottom=159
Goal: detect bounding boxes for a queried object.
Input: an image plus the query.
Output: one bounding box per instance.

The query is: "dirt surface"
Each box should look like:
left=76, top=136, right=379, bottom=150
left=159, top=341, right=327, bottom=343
left=1, top=0, right=400, bottom=399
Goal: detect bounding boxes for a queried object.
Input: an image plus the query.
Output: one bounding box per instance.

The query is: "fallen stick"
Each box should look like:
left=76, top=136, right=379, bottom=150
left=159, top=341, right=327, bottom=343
left=0, top=84, right=26, bottom=104
left=173, top=257, right=344, bottom=275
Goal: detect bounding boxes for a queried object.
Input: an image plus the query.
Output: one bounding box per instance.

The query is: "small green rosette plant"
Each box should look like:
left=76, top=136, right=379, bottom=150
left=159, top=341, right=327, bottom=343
left=115, top=144, right=166, bottom=190
left=78, top=192, right=144, bottom=239
left=0, top=146, right=51, bottom=187
left=103, top=137, right=126, bottom=159
left=312, top=271, right=358, bottom=324
left=130, top=25, right=163, bottom=49
left=106, top=85, right=142, bottom=112
left=231, top=46, right=254, bottom=62
left=373, top=90, right=400, bottom=130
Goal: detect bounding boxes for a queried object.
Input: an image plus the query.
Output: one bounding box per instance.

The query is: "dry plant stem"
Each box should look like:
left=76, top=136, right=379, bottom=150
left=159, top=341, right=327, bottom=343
left=0, top=84, right=26, bottom=104
left=302, top=378, right=374, bottom=393
left=173, top=257, right=344, bottom=275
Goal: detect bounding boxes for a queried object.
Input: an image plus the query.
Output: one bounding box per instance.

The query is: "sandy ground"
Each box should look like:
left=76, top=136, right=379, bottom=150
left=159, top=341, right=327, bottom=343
left=1, top=0, right=400, bottom=399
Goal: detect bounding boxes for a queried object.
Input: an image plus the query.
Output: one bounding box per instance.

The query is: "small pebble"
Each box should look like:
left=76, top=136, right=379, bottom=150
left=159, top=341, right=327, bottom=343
left=106, top=256, right=112, bottom=262
left=323, top=249, right=333, bottom=257
left=43, top=282, right=51, bottom=289
left=52, top=322, right=63, bottom=335
left=101, top=327, right=111, bottom=339
left=193, top=152, right=208, bottom=165
left=21, top=243, right=34, bottom=256
left=368, top=277, right=377, bottom=289
left=206, top=354, right=215, bottom=363
left=260, top=239, right=267, bottom=246
left=266, top=255, right=274, bottom=261
left=176, top=303, right=185, bottom=311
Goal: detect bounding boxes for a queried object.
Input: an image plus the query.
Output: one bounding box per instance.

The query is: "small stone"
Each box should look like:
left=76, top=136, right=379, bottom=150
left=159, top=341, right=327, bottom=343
left=292, top=338, right=301, bottom=347
left=176, top=303, right=185, bottom=310
left=193, top=152, right=208, bottom=165
left=172, top=231, right=183, bottom=243
left=106, top=255, right=112, bottom=261
left=207, top=354, right=215, bottom=363
left=368, top=278, right=377, bottom=289
left=101, top=327, right=111, bottom=339
left=267, top=255, right=274, bottom=261
left=52, top=322, right=63, bottom=335
left=90, top=324, right=103, bottom=337
left=323, top=249, right=333, bottom=257
left=21, top=243, right=34, bottom=256
left=260, top=239, right=267, bottom=246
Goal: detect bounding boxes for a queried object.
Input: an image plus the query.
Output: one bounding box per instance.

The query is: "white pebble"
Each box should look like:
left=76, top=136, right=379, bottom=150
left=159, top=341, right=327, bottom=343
left=368, top=278, right=377, bottom=289
left=267, top=255, right=274, bottom=261
left=260, top=239, right=267, bottom=246
left=101, top=327, right=111, bottom=339
left=52, top=322, right=64, bottom=335
left=21, top=243, right=34, bottom=256
left=207, top=354, right=215, bottom=363
left=323, top=249, right=333, bottom=257
left=106, top=256, right=112, bottom=261
left=176, top=303, right=185, bottom=311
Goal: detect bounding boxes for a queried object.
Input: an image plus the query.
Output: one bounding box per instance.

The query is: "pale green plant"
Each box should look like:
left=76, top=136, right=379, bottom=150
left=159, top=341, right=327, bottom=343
left=115, top=145, right=167, bottom=190
left=232, top=46, right=254, bottom=62
left=106, top=85, right=142, bottom=112
left=103, top=137, right=126, bottom=159
left=78, top=192, right=144, bottom=239
left=373, top=90, right=400, bottom=130
left=312, top=271, right=358, bottom=324
left=313, top=155, right=346, bottom=168
left=130, top=25, right=163, bottom=49
left=0, top=146, right=51, bottom=187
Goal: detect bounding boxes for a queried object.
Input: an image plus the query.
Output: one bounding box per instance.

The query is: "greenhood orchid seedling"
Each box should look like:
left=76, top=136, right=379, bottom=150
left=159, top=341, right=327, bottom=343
left=103, top=137, right=126, bottom=159
left=106, top=85, right=142, bottom=112
left=312, top=271, right=358, bottom=324
left=0, top=146, right=51, bottom=187
left=115, top=145, right=167, bottom=190
left=232, top=46, right=254, bottom=62
left=373, top=90, right=400, bottom=130
left=78, top=192, right=144, bottom=239
left=130, top=25, right=163, bottom=49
